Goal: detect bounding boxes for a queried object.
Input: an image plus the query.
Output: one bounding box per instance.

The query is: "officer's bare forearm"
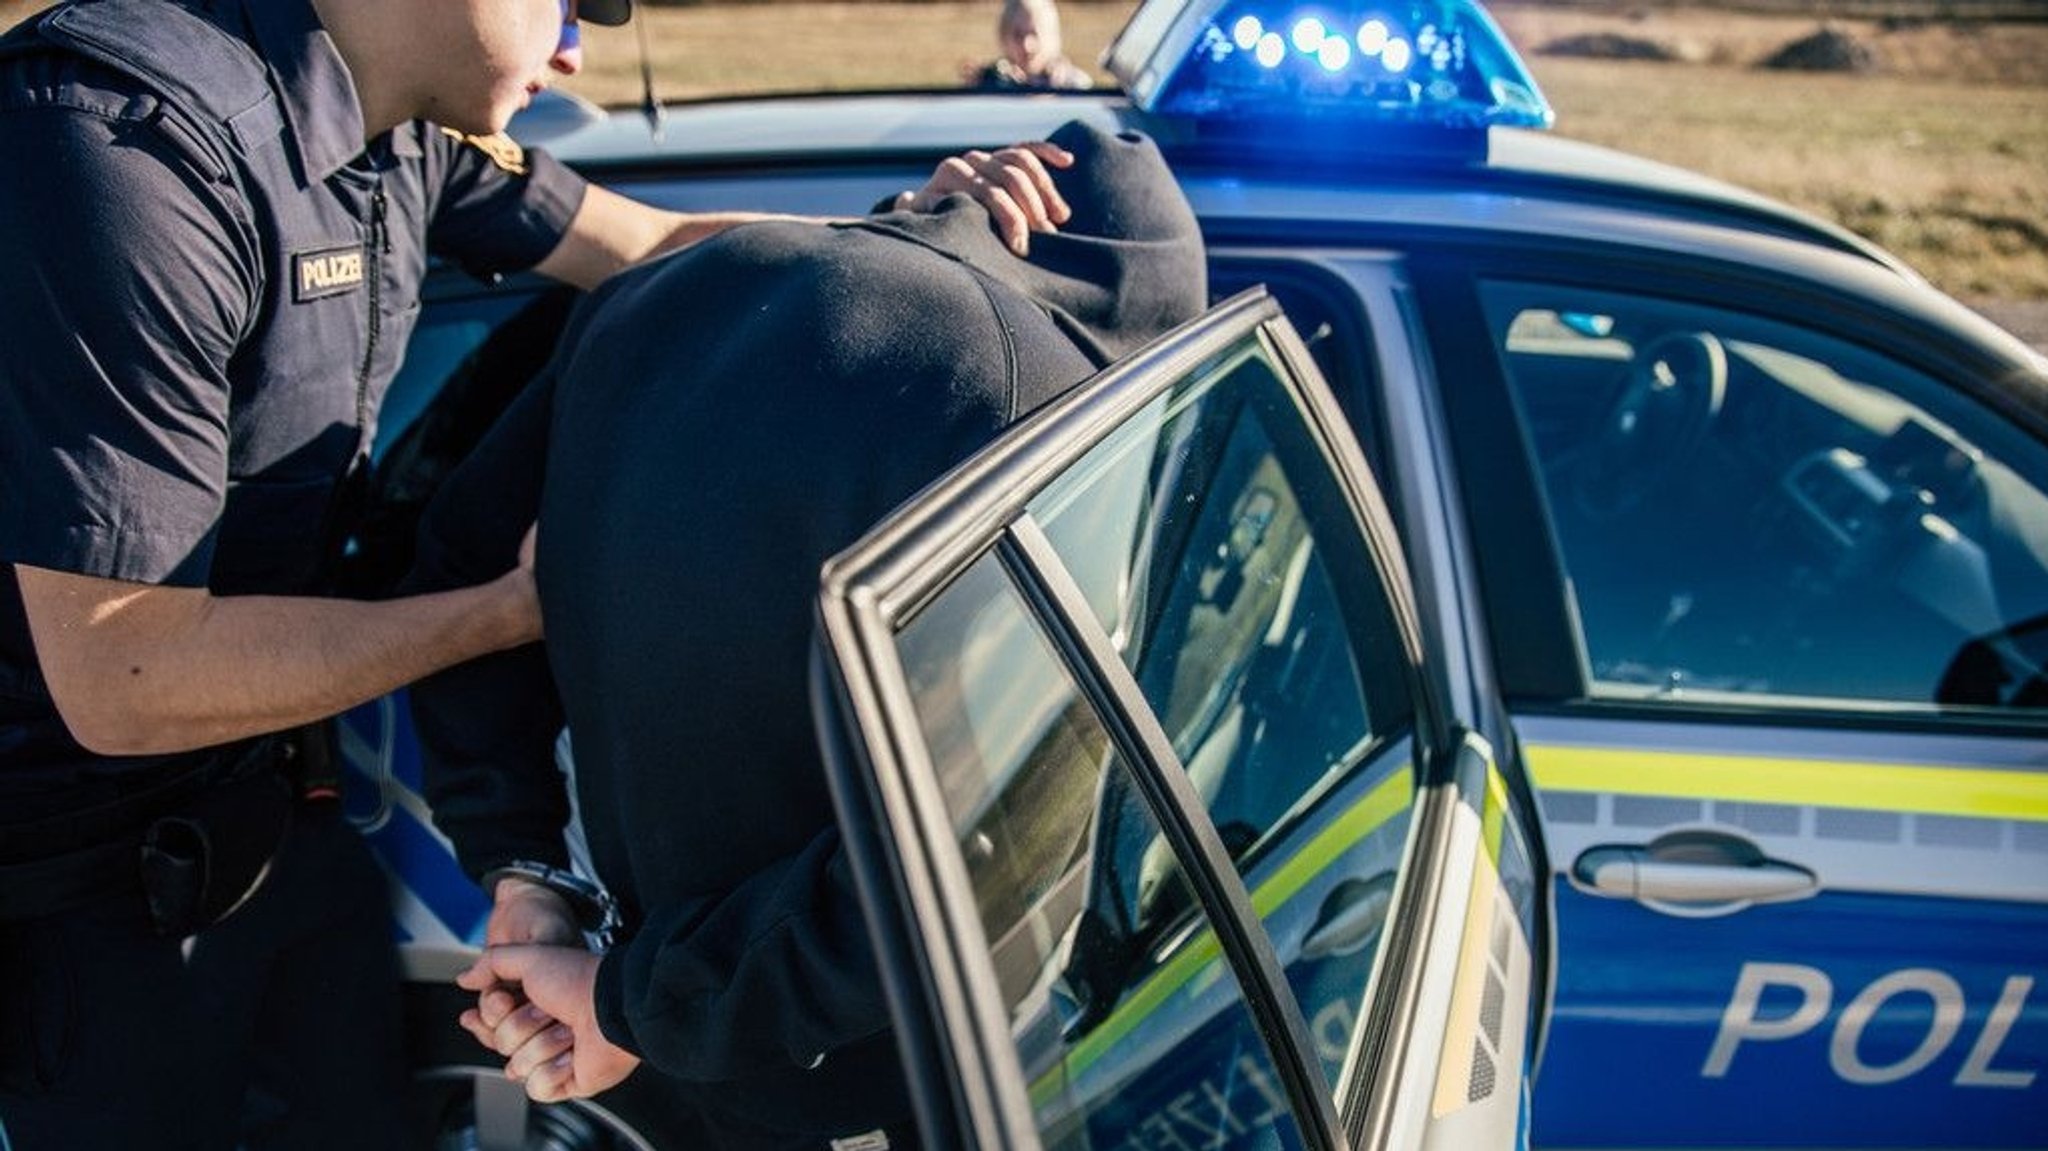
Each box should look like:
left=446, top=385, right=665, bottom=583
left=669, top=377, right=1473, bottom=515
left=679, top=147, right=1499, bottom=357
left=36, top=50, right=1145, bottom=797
left=14, top=563, right=540, bottom=756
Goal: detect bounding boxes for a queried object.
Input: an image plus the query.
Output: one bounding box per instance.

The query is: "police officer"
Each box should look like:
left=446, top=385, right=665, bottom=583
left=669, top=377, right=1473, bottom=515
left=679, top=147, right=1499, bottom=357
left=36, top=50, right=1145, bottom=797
left=0, top=0, right=1072, bottom=1147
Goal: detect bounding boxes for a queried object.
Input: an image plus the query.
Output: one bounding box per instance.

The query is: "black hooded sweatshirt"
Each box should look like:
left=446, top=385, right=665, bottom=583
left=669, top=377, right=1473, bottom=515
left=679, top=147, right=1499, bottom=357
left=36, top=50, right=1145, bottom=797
left=406, top=119, right=1206, bottom=1146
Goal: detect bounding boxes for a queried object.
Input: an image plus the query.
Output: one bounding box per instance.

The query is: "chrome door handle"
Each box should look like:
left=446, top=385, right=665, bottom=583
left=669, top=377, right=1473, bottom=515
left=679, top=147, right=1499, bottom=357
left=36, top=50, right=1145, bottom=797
left=1300, top=871, right=1396, bottom=960
left=1572, top=830, right=1817, bottom=915
left=1576, top=849, right=1816, bottom=902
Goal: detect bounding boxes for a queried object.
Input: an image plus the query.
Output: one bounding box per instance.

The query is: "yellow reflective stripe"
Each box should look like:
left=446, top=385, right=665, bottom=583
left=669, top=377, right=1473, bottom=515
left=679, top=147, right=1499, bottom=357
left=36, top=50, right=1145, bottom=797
left=1525, top=744, right=2048, bottom=822
left=1032, top=763, right=1416, bottom=1102
left=1249, top=765, right=1414, bottom=918
left=1481, top=765, right=1509, bottom=867
left=1032, top=926, right=1224, bottom=1106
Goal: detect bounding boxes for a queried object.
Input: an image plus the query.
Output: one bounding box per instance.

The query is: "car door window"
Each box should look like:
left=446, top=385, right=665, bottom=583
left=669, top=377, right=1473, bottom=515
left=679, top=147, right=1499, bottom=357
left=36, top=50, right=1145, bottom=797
left=1028, top=343, right=1421, bottom=1091
left=1482, top=281, right=2048, bottom=711
left=1033, top=347, right=1411, bottom=859
left=896, top=551, right=1309, bottom=1151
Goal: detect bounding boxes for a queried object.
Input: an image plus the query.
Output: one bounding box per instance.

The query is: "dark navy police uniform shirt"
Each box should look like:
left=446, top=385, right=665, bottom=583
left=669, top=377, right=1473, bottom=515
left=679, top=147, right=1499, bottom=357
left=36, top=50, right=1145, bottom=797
left=0, top=0, right=585, bottom=814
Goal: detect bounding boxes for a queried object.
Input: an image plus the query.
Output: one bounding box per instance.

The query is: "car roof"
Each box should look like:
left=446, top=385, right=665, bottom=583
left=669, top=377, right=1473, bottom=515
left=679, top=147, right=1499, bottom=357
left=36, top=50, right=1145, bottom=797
left=517, top=88, right=2047, bottom=385
left=531, top=89, right=1906, bottom=274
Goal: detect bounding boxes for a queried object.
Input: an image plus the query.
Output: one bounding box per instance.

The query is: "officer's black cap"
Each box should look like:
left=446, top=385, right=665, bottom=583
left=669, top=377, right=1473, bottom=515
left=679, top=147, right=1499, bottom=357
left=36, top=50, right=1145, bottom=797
left=581, top=0, right=632, bottom=26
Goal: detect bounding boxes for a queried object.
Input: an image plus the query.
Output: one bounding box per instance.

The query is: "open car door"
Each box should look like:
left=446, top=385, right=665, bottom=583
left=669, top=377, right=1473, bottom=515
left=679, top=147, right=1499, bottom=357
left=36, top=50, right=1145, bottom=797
left=810, top=290, right=1546, bottom=1151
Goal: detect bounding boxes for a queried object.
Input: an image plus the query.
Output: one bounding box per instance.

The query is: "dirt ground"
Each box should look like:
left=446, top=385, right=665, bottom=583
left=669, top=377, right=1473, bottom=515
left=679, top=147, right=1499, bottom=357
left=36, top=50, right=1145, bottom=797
left=1969, top=300, right=2048, bottom=355
left=1490, top=1, right=2048, bottom=86
left=1484, top=1, right=2048, bottom=351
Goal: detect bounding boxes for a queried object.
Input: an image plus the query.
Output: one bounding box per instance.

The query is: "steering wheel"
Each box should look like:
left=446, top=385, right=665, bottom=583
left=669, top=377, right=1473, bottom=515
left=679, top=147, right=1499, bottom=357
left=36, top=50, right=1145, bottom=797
left=1569, top=330, right=1729, bottom=521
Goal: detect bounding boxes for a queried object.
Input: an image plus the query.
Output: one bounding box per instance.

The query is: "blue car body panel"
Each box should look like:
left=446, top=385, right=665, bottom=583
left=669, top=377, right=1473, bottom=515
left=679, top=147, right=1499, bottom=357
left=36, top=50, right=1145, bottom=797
left=1538, top=887, right=2048, bottom=1146
left=339, top=697, right=489, bottom=949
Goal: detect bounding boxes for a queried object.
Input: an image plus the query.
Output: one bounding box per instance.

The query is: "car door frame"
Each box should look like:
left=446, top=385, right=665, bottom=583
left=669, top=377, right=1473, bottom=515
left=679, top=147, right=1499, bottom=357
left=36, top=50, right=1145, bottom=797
left=809, top=288, right=1544, bottom=1151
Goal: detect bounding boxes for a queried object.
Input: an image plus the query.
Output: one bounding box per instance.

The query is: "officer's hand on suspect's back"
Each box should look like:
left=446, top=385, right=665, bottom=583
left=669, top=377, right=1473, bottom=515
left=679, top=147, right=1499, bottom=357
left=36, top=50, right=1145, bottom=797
left=893, top=140, right=1074, bottom=256
left=458, top=943, right=641, bottom=1102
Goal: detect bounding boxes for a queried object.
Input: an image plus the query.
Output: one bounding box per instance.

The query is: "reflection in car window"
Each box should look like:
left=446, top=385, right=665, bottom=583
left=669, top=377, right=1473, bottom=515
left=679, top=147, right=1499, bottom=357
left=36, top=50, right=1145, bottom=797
left=1026, top=337, right=1420, bottom=1095
left=1032, top=343, right=1411, bottom=864
left=1484, top=282, right=2048, bottom=711
left=895, top=552, right=1308, bottom=1151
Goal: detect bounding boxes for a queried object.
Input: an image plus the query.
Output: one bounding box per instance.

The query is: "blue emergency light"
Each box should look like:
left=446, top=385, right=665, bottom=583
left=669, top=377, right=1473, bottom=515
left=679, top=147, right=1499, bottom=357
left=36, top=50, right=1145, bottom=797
left=1105, top=0, right=1553, bottom=140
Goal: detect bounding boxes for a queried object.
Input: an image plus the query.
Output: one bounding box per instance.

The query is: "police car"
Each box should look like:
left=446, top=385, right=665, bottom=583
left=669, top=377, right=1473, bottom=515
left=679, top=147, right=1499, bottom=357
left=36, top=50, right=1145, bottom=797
left=334, top=0, right=2048, bottom=1147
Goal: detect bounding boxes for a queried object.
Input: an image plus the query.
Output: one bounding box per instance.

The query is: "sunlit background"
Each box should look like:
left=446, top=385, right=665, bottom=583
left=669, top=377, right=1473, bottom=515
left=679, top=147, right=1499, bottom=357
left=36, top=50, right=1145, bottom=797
left=3, top=0, right=2040, bottom=338
left=556, top=1, right=2046, bottom=327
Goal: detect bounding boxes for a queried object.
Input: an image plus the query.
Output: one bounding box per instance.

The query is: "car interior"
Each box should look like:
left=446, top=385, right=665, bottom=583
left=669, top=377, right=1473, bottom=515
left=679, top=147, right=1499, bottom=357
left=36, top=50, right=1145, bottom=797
left=1484, top=281, right=2048, bottom=710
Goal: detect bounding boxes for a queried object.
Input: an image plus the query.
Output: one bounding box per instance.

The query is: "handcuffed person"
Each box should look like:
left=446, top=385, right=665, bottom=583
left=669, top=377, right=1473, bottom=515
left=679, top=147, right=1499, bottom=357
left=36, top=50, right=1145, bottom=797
left=407, top=118, right=1206, bottom=1150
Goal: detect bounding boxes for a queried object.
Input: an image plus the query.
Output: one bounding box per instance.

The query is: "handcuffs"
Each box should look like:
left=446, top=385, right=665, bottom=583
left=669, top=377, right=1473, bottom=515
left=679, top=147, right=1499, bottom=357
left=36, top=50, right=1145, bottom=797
left=481, top=858, right=621, bottom=947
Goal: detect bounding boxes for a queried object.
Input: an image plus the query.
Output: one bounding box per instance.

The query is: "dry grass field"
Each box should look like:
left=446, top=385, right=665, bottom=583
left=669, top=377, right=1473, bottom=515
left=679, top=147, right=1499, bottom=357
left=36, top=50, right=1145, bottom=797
left=2, top=0, right=2042, bottom=337
left=1494, top=2, right=2048, bottom=315
left=543, top=1, right=2047, bottom=330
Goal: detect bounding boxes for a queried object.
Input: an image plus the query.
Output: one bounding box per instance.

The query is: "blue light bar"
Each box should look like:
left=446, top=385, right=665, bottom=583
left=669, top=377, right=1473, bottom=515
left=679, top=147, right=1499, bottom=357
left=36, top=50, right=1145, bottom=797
left=1105, top=0, right=1553, bottom=134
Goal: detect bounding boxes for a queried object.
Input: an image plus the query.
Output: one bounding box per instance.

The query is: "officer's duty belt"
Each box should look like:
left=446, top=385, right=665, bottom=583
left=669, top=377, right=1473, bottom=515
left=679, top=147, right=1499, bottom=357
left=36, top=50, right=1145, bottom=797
left=0, top=726, right=320, bottom=923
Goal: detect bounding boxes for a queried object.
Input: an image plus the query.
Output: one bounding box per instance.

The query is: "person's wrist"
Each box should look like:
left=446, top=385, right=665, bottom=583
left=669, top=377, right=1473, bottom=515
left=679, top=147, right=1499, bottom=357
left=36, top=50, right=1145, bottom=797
left=485, top=875, right=581, bottom=948
left=480, top=565, right=542, bottom=647
left=491, top=872, right=571, bottom=908
left=480, top=860, right=618, bottom=941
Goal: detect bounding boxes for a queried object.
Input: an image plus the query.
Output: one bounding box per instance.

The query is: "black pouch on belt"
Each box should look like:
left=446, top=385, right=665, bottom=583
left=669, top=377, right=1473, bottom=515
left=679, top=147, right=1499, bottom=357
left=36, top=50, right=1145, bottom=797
left=139, top=769, right=294, bottom=937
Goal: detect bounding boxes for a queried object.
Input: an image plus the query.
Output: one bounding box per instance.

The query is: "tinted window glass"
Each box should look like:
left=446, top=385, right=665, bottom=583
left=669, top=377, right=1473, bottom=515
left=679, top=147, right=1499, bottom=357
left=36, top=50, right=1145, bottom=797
left=1032, top=342, right=1411, bottom=863
left=1209, top=265, right=1383, bottom=476
left=1484, top=282, right=2048, bottom=710
left=1027, top=336, right=1419, bottom=1093
left=896, top=553, right=1308, bottom=1151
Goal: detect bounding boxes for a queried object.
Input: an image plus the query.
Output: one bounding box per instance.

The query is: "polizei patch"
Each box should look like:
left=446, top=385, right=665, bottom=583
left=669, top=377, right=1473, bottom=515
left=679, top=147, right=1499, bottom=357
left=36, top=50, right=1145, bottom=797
left=292, top=243, right=365, bottom=302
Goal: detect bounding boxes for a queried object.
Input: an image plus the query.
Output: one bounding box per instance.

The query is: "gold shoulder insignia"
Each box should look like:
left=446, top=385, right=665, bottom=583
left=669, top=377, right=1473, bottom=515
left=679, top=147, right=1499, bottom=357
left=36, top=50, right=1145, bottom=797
left=439, top=127, right=529, bottom=176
